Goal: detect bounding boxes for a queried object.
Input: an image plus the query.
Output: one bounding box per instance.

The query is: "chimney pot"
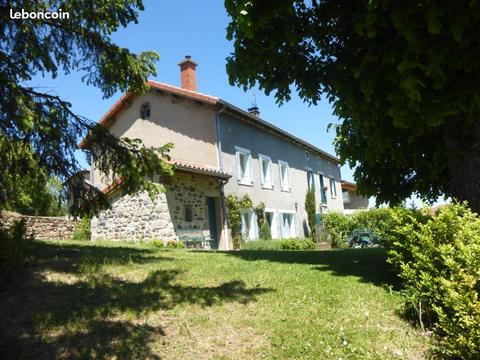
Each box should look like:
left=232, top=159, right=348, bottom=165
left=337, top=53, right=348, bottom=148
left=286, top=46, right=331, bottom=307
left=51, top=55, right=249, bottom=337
left=248, top=106, right=260, bottom=117
left=178, top=55, right=198, bottom=91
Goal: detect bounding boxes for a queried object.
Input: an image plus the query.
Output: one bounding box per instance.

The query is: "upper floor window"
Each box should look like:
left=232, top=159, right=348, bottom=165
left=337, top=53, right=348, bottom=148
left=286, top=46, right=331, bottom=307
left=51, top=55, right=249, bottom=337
left=329, top=178, right=337, bottom=198
left=235, top=146, right=253, bottom=185
left=278, top=160, right=290, bottom=192
left=259, top=154, right=273, bottom=189
left=140, top=102, right=151, bottom=119
left=319, top=173, right=327, bottom=204
left=305, top=151, right=310, bottom=159
left=306, top=168, right=315, bottom=191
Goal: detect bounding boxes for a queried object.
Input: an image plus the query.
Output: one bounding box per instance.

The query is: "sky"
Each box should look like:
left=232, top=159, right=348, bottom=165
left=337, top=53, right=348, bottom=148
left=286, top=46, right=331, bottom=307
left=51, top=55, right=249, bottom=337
left=28, top=0, right=352, bottom=181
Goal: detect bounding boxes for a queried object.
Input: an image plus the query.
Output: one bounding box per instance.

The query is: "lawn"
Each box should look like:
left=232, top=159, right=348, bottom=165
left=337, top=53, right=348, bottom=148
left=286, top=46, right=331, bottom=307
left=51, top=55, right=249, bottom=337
left=0, top=240, right=430, bottom=359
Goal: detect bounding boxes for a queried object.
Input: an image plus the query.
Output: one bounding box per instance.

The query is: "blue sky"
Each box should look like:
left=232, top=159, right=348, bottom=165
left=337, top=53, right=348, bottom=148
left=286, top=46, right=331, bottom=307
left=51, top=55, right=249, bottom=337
left=29, top=0, right=353, bottom=181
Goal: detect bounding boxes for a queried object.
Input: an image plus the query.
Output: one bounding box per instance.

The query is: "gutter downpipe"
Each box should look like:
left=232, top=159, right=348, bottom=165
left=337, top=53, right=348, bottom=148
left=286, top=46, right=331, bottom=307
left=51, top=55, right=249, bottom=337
left=215, top=104, right=230, bottom=250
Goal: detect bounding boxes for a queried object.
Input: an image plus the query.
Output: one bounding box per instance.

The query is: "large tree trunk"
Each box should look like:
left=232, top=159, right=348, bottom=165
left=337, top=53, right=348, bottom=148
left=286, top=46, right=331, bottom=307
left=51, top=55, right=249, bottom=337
left=446, top=120, right=480, bottom=213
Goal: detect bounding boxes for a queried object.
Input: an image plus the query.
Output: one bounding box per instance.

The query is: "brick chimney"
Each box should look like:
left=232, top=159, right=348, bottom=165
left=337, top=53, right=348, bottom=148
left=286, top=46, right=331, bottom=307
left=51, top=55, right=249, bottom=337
left=178, top=55, right=198, bottom=91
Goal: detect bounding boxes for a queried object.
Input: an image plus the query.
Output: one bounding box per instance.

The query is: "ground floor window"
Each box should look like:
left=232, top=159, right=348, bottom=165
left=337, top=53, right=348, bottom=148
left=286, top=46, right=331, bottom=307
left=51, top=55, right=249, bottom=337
left=241, top=209, right=259, bottom=241
left=265, top=210, right=279, bottom=239
left=280, top=212, right=296, bottom=239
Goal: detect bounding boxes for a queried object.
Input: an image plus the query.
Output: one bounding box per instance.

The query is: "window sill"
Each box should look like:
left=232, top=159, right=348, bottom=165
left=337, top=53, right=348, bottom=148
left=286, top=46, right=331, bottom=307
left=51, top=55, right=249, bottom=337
left=238, top=180, right=254, bottom=187
left=281, top=188, right=291, bottom=193
left=261, top=184, right=274, bottom=190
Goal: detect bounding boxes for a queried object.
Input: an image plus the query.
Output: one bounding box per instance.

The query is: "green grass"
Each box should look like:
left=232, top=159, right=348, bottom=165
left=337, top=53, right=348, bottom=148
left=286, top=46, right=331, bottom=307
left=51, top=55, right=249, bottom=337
left=0, top=240, right=430, bottom=359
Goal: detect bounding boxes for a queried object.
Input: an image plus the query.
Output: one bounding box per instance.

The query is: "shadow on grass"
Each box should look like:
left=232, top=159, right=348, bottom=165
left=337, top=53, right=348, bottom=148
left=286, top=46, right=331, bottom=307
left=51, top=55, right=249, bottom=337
left=0, top=241, right=272, bottom=359
left=224, top=248, right=400, bottom=288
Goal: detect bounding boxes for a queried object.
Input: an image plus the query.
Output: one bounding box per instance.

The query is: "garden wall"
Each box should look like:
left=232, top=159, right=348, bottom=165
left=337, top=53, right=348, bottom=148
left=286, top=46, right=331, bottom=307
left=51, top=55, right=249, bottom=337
left=0, top=212, right=77, bottom=240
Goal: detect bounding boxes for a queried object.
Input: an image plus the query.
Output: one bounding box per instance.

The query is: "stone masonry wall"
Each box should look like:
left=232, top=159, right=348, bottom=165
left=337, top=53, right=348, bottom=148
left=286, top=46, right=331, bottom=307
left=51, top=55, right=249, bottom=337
left=0, top=212, right=77, bottom=240
left=91, top=172, right=220, bottom=242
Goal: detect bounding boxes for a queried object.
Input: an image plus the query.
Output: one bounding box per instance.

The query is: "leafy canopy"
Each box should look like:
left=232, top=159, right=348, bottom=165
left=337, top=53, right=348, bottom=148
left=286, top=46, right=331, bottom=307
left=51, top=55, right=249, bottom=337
left=225, top=0, right=480, bottom=210
left=0, top=0, right=174, bottom=216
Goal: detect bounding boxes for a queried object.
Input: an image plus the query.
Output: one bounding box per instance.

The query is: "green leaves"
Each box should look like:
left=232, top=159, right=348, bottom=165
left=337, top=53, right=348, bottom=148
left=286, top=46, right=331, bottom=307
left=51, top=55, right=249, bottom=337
left=225, top=0, right=480, bottom=210
left=1, top=0, right=169, bottom=216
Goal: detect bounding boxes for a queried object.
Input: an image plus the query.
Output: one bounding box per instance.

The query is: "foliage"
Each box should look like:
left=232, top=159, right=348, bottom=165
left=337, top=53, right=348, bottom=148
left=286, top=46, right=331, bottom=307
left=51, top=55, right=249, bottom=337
left=305, top=189, right=317, bottom=240
left=322, top=207, right=430, bottom=248
left=280, top=238, right=316, bottom=250
left=72, top=217, right=91, bottom=241
left=0, top=219, right=33, bottom=281
left=0, top=135, right=66, bottom=216
left=225, top=194, right=253, bottom=248
left=225, top=0, right=480, bottom=211
left=259, top=220, right=272, bottom=240
left=1, top=0, right=174, bottom=217
left=151, top=240, right=164, bottom=248
left=255, top=202, right=272, bottom=240
left=321, top=212, right=354, bottom=248
left=388, top=203, right=480, bottom=358
left=241, top=239, right=282, bottom=250
left=166, top=240, right=185, bottom=249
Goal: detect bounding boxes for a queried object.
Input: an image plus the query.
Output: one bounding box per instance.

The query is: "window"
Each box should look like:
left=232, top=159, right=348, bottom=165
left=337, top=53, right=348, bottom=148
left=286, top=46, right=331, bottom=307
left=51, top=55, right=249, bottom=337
left=343, top=191, right=351, bottom=204
left=319, top=173, right=327, bottom=204
left=329, top=178, right=337, bottom=198
left=185, top=205, right=193, bottom=222
left=241, top=209, right=258, bottom=241
left=264, top=210, right=278, bottom=239
left=235, top=146, right=253, bottom=185
left=259, top=154, right=273, bottom=189
left=305, top=151, right=310, bottom=159
left=278, top=160, right=290, bottom=192
left=280, top=212, right=296, bottom=238
left=140, top=102, right=151, bottom=119
left=306, top=168, right=315, bottom=191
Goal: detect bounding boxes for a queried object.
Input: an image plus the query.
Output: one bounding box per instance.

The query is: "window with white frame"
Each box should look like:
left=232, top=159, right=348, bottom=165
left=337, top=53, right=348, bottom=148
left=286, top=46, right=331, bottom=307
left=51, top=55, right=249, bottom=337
left=235, top=146, right=253, bottom=185
left=343, top=191, right=351, bottom=204
left=306, top=168, right=315, bottom=191
left=240, top=209, right=258, bottom=241
left=259, top=154, right=273, bottom=189
left=280, top=212, right=296, bottom=238
left=278, top=160, right=290, bottom=192
left=319, top=173, right=327, bottom=204
left=329, top=178, right=337, bottom=198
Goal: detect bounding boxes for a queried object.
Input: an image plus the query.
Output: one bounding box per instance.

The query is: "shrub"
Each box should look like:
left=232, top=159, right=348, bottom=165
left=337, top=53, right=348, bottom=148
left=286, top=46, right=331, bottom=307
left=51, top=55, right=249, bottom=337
left=166, top=240, right=185, bottom=249
left=280, top=238, right=316, bottom=250
left=72, top=217, right=91, bottom=241
left=151, top=239, right=164, bottom=248
left=241, top=239, right=282, bottom=250
left=259, top=220, right=272, bottom=240
left=305, top=189, right=316, bottom=240
left=0, top=219, right=33, bottom=280
left=321, top=212, right=354, bottom=247
left=388, top=203, right=480, bottom=358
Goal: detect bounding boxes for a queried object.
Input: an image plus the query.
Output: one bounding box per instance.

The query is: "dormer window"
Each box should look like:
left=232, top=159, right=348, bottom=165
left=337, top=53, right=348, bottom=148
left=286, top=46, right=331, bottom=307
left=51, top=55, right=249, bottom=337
left=140, top=102, right=151, bottom=119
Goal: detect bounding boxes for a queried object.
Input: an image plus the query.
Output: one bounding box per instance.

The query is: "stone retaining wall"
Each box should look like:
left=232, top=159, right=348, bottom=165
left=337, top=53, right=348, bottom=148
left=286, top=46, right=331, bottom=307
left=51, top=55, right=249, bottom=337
left=0, top=212, right=77, bottom=240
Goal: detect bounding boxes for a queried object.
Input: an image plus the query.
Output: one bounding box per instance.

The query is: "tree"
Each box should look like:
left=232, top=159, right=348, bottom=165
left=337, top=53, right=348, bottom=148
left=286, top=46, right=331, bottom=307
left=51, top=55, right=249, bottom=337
left=225, top=1, right=480, bottom=211
left=305, top=189, right=316, bottom=240
left=0, top=134, right=65, bottom=215
left=0, top=0, right=174, bottom=216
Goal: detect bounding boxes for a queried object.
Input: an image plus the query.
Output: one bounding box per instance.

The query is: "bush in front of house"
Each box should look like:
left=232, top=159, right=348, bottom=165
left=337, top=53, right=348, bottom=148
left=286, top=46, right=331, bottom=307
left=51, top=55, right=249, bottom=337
left=72, top=217, right=91, bottom=241
left=388, top=203, right=480, bottom=359
left=321, top=207, right=429, bottom=248
left=241, top=239, right=283, bottom=250
left=165, top=240, right=185, bottom=249
left=280, top=238, right=316, bottom=250
left=152, top=239, right=164, bottom=248
left=0, top=218, right=33, bottom=281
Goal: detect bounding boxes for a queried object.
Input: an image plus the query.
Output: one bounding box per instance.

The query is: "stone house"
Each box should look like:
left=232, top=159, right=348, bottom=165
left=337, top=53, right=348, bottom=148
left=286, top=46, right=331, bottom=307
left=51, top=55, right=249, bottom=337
left=81, top=56, right=345, bottom=249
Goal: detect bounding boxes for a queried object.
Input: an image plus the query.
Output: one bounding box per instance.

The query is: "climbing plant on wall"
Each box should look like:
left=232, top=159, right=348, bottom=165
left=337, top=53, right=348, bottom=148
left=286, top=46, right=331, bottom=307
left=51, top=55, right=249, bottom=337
left=225, top=194, right=253, bottom=248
